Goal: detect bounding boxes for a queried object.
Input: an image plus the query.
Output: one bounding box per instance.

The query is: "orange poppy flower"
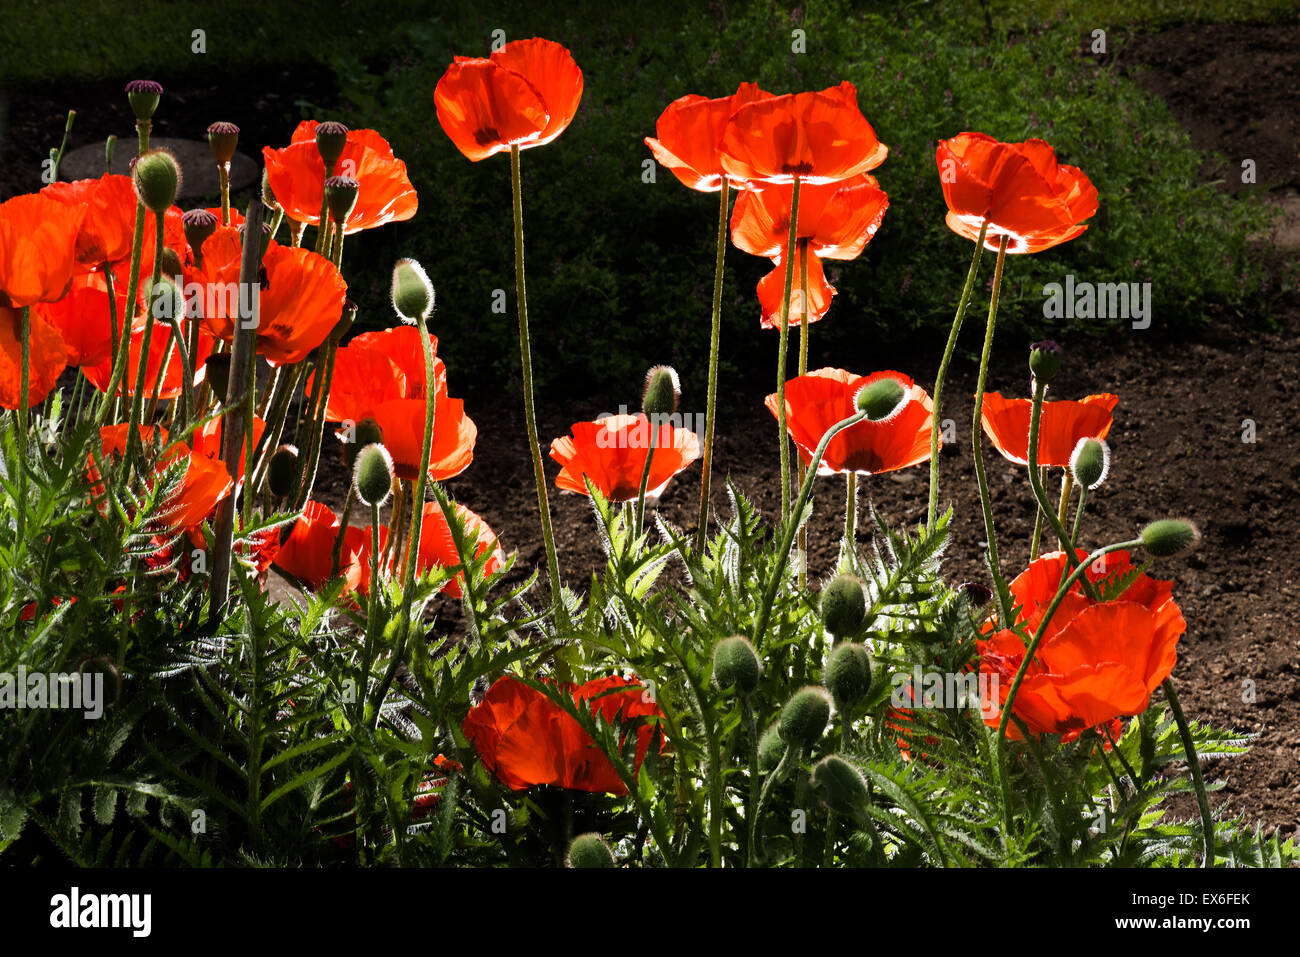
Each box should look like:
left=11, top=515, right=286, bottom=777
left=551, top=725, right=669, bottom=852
left=978, top=549, right=1185, bottom=738
left=0, top=192, right=86, bottom=307
left=936, top=132, right=1098, bottom=254
left=462, top=674, right=663, bottom=794
left=644, top=82, right=771, bottom=191
left=731, top=172, right=889, bottom=262
left=200, top=244, right=347, bottom=366
left=191, top=413, right=267, bottom=485
left=755, top=247, right=836, bottom=328
left=434, top=37, right=583, bottom=162
left=765, top=368, right=935, bottom=476
left=83, top=315, right=214, bottom=401
left=980, top=391, right=1117, bottom=467
left=274, top=500, right=369, bottom=592
left=33, top=271, right=130, bottom=367
left=352, top=501, right=504, bottom=599
left=42, top=174, right=136, bottom=270
left=0, top=304, right=67, bottom=409
left=318, top=326, right=477, bottom=482
left=97, top=424, right=234, bottom=533
left=261, top=129, right=416, bottom=233
left=549, top=413, right=702, bottom=502
left=719, top=82, right=888, bottom=185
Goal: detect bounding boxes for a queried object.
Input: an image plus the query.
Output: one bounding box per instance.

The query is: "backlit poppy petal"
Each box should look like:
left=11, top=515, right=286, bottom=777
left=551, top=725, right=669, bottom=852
left=980, top=391, right=1118, bottom=466
left=549, top=413, right=701, bottom=502
left=0, top=304, right=68, bottom=409
left=0, top=193, right=86, bottom=306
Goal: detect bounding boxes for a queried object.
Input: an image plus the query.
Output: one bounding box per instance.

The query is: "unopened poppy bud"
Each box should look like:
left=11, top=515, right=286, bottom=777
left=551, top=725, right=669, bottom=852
left=779, top=686, right=832, bottom=749
left=825, top=642, right=872, bottom=706
left=207, top=121, right=240, bottom=165
left=342, top=417, right=384, bottom=468
left=324, top=175, right=359, bottom=225
left=1070, top=437, right=1109, bottom=490
left=821, top=574, right=866, bottom=640
left=958, top=581, right=994, bottom=608
left=1139, top=519, right=1199, bottom=559
left=758, top=721, right=786, bottom=770
left=854, top=376, right=907, bottom=421
left=314, top=120, right=350, bottom=169
left=566, top=833, right=615, bottom=868
left=331, top=299, right=358, bottom=342
left=132, top=148, right=181, bottom=214
left=267, top=445, right=299, bottom=498
left=237, top=220, right=274, bottom=258
left=391, top=258, right=435, bottom=325
left=124, top=79, right=163, bottom=121
left=204, top=354, right=232, bottom=400
left=809, top=755, right=869, bottom=817
left=1029, top=339, right=1064, bottom=384
left=183, top=208, right=219, bottom=264
left=147, top=277, right=183, bottom=321
left=159, top=246, right=183, bottom=279
left=261, top=168, right=281, bottom=213
left=712, top=635, right=760, bottom=695
left=641, top=365, right=680, bottom=419
left=354, top=443, right=394, bottom=508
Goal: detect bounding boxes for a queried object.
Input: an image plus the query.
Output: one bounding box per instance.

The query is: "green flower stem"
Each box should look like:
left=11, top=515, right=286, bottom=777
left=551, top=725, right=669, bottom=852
left=15, top=307, right=31, bottom=546
left=218, top=162, right=231, bottom=226
left=136, top=119, right=149, bottom=155
left=796, top=239, right=810, bottom=590
left=749, top=741, right=800, bottom=867
left=754, top=408, right=868, bottom=647
left=240, top=336, right=258, bottom=529
left=362, top=503, right=382, bottom=720
left=96, top=201, right=148, bottom=426
left=510, top=144, right=566, bottom=629
left=248, top=364, right=302, bottom=497
left=742, top=697, right=761, bottom=867
left=1070, top=486, right=1089, bottom=548
left=1055, top=472, right=1074, bottom=550
left=144, top=332, right=176, bottom=426
left=395, top=322, right=439, bottom=652
left=634, top=423, right=657, bottom=542
left=844, top=472, right=857, bottom=560
left=774, top=177, right=803, bottom=525
left=927, top=221, right=987, bottom=529
left=970, top=233, right=1014, bottom=627
left=1162, top=677, right=1216, bottom=868
left=291, top=339, right=338, bottom=512
left=160, top=315, right=194, bottom=431
left=102, top=265, right=120, bottom=414
left=331, top=485, right=356, bottom=576
left=1029, top=467, right=1047, bottom=561
left=125, top=215, right=166, bottom=474
left=695, top=184, right=730, bottom=552
left=993, top=538, right=1141, bottom=832
left=314, top=159, right=335, bottom=256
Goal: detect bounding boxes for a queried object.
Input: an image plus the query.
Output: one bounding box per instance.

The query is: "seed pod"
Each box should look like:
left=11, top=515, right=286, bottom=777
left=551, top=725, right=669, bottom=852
left=758, top=721, right=786, bottom=770
left=824, top=642, right=872, bottom=707
left=354, top=443, right=394, bottom=508
left=314, top=120, right=350, bottom=168
left=821, top=574, right=866, bottom=640
left=809, top=755, right=869, bottom=817
left=566, top=833, right=616, bottom=868
left=1029, top=339, right=1064, bottom=384
left=391, top=258, right=435, bottom=325
left=779, top=686, right=832, bottom=749
left=854, top=376, right=907, bottom=421
left=124, top=79, right=163, bottom=121
left=1139, top=519, right=1199, bottom=559
left=132, top=149, right=181, bottom=214
left=207, top=121, right=240, bottom=165
left=147, top=277, right=183, bottom=321
left=324, top=175, right=359, bottom=226
left=712, top=635, right=761, bottom=696
left=183, top=208, right=219, bottom=263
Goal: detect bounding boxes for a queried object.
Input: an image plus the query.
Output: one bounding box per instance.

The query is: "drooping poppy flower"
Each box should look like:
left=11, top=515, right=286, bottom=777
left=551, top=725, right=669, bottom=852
left=33, top=271, right=130, bottom=368
left=731, top=172, right=890, bottom=262
left=200, top=244, right=347, bottom=365
left=980, top=391, right=1117, bottom=467
left=462, top=674, right=663, bottom=794
left=755, top=247, right=836, bottom=328
left=0, top=192, right=86, bottom=307
left=936, top=132, right=1098, bottom=254
left=766, top=368, right=935, bottom=476
left=97, top=424, right=234, bottom=533
left=83, top=315, right=214, bottom=401
left=274, top=500, right=368, bottom=592
left=352, top=501, right=505, bottom=599
left=978, top=549, right=1186, bottom=739
left=262, top=128, right=416, bottom=233
left=718, top=82, right=888, bottom=185
left=644, top=82, right=772, bottom=191
left=434, top=37, right=583, bottom=162
left=549, top=413, right=701, bottom=502
left=0, top=304, right=68, bottom=409
left=317, top=326, right=477, bottom=482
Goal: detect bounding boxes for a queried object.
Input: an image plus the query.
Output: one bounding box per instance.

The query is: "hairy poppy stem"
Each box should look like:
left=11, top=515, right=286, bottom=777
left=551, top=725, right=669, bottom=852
left=15, top=307, right=31, bottom=546
left=927, top=221, right=987, bottom=530
left=796, top=238, right=810, bottom=590
left=103, top=264, right=120, bottom=414
left=331, top=485, right=355, bottom=576
left=160, top=315, right=194, bottom=431
left=1162, top=677, right=1216, bottom=867
left=634, top=426, right=657, bottom=542
left=1070, top=486, right=1089, bottom=548
left=844, top=472, right=857, bottom=562
left=218, top=162, right=230, bottom=227
left=125, top=215, right=166, bottom=476
left=970, top=233, right=1014, bottom=627
left=1029, top=467, right=1047, bottom=560
left=694, top=185, right=730, bottom=552
left=1055, top=471, right=1074, bottom=550
left=742, top=697, right=760, bottom=867
left=774, top=178, right=802, bottom=524
left=992, top=538, right=1141, bottom=833
left=749, top=741, right=800, bottom=867
left=510, top=145, right=567, bottom=629
left=96, top=200, right=148, bottom=427
left=396, top=322, right=439, bottom=648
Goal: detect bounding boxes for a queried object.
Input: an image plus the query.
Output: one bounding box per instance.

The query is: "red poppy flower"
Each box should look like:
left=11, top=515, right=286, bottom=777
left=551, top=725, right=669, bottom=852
left=290, top=120, right=395, bottom=159
left=33, top=271, right=130, bottom=367
left=42, top=174, right=136, bottom=270
left=0, top=304, right=68, bottom=410
left=434, top=37, right=583, bottom=162
left=200, top=244, right=347, bottom=365
left=549, top=413, right=701, bottom=502
left=731, top=172, right=889, bottom=261
left=980, top=391, right=1117, bottom=467
left=462, top=674, right=664, bottom=794
left=262, top=129, right=416, bottom=233
left=318, top=326, right=477, bottom=482
left=766, top=368, right=935, bottom=476
left=719, top=82, right=888, bottom=185
left=978, top=550, right=1185, bottom=738
left=274, top=500, right=368, bottom=592
left=644, top=82, right=771, bottom=191
left=937, top=132, right=1098, bottom=254
left=755, top=247, right=836, bottom=328
left=83, top=315, right=214, bottom=401
left=97, top=424, right=234, bottom=533
left=353, top=501, right=504, bottom=599
left=0, top=192, right=86, bottom=307
left=191, top=414, right=267, bottom=485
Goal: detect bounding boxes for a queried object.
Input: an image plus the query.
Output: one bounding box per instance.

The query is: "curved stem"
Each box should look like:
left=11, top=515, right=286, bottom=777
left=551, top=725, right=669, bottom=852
left=749, top=742, right=800, bottom=867
left=796, top=239, right=810, bottom=591
left=695, top=185, right=730, bottom=552
left=510, top=145, right=566, bottom=629
left=1162, top=677, right=1216, bottom=868
left=774, top=178, right=802, bottom=524
left=927, top=221, right=987, bottom=529
left=970, top=233, right=1013, bottom=626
